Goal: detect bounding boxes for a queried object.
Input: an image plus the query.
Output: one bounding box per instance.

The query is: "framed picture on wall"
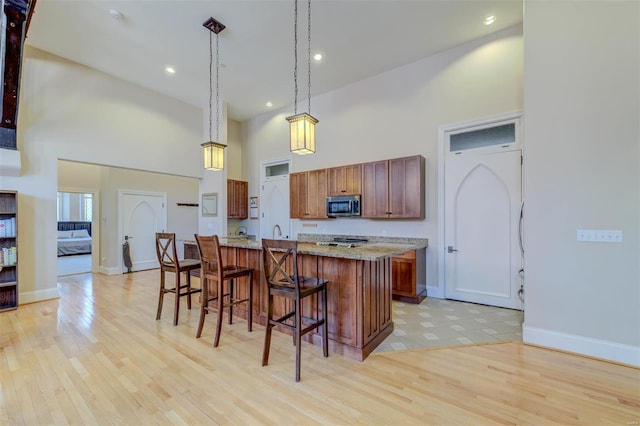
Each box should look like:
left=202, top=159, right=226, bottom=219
left=202, top=193, right=218, bottom=217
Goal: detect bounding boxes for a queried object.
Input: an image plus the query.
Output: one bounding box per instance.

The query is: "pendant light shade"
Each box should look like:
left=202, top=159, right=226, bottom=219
left=287, top=112, right=317, bottom=155
left=203, top=17, right=226, bottom=171
left=202, top=141, right=226, bottom=171
left=289, top=0, right=318, bottom=155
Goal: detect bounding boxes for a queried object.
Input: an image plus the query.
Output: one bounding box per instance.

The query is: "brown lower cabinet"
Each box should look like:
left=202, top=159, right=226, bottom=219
left=184, top=242, right=393, bottom=361
left=391, top=248, right=427, bottom=304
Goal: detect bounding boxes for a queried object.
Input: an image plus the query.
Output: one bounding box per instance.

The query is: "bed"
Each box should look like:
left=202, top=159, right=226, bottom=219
left=57, top=221, right=92, bottom=256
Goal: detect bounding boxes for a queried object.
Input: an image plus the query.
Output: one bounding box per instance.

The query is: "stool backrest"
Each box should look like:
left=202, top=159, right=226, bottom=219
left=194, top=234, right=223, bottom=282
left=156, top=232, right=179, bottom=268
left=262, top=239, right=299, bottom=293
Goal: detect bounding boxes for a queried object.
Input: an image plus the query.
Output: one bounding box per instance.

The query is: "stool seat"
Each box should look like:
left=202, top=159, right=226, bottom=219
left=195, top=234, right=254, bottom=347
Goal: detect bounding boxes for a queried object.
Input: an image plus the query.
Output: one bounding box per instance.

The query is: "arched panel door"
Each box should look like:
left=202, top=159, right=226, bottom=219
left=444, top=150, right=522, bottom=309
left=121, top=192, right=166, bottom=273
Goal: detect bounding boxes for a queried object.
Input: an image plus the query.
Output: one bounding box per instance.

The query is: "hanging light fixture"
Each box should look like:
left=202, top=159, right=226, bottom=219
left=202, top=17, right=226, bottom=171
left=287, top=0, right=318, bottom=155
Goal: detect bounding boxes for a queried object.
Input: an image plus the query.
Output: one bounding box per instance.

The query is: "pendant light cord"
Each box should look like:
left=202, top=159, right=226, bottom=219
left=293, top=0, right=298, bottom=115
left=216, top=31, right=220, bottom=141
left=208, top=30, right=221, bottom=142
left=307, top=0, right=311, bottom=115
left=208, top=31, right=213, bottom=141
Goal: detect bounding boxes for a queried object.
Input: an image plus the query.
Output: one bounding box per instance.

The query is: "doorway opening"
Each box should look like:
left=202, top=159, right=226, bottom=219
left=260, top=159, right=291, bottom=241
left=56, top=190, right=95, bottom=276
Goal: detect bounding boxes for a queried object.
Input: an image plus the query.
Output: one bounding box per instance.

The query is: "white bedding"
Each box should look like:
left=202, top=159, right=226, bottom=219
left=57, top=230, right=92, bottom=256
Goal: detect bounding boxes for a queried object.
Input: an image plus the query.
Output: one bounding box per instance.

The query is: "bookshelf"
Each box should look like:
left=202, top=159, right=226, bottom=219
left=0, top=190, right=18, bottom=311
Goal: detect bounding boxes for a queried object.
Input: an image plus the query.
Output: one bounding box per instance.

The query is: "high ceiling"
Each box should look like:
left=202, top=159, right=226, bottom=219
left=25, top=0, right=523, bottom=122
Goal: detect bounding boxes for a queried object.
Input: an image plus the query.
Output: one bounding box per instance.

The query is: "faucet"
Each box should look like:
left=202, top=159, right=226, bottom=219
left=272, top=224, right=282, bottom=239
left=236, top=226, right=247, bottom=236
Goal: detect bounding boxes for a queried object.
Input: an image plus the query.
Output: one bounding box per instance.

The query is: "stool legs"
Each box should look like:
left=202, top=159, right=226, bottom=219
left=322, top=288, right=328, bottom=357
left=262, top=293, right=274, bottom=366
left=214, top=277, right=224, bottom=348
left=295, top=299, right=302, bottom=382
left=173, top=271, right=181, bottom=326
left=156, top=270, right=165, bottom=320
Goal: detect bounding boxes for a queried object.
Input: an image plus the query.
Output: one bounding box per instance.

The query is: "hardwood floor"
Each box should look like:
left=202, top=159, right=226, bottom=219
left=1, top=270, right=638, bottom=425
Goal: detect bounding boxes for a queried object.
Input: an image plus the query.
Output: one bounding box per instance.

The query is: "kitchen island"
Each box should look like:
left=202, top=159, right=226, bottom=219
left=184, top=235, right=428, bottom=361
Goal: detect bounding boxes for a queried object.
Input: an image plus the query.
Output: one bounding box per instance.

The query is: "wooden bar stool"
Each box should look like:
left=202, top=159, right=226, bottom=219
left=155, top=232, right=201, bottom=326
left=261, top=238, right=328, bottom=382
left=194, top=234, right=253, bottom=347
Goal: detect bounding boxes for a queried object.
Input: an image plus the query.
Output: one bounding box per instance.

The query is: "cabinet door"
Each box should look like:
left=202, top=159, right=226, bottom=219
left=361, top=160, right=389, bottom=218
left=343, top=164, right=362, bottom=195
left=238, top=181, right=248, bottom=219
left=389, top=155, right=425, bottom=219
left=307, top=169, right=327, bottom=218
left=227, top=179, right=248, bottom=219
left=392, top=251, right=416, bottom=297
left=328, top=165, right=363, bottom=196
left=289, top=172, right=308, bottom=219
left=327, top=166, right=344, bottom=197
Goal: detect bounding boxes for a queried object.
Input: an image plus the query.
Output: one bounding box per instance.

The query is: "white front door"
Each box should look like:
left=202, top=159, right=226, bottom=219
left=444, top=148, right=522, bottom=309
left=120, top=191, right=167, bottom=273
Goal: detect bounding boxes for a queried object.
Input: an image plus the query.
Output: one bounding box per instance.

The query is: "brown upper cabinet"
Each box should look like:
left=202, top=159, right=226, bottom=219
left=327, top=164, right=362, bottom=196
left=227, top=179, right=248, bottom=219
left=362, top=155, right=425, bottom=219
left=290, top=169, right=328, bottom=219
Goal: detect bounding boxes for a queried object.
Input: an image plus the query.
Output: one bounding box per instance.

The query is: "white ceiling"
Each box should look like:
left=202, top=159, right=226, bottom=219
left=25, top=0, right=523, bottom=122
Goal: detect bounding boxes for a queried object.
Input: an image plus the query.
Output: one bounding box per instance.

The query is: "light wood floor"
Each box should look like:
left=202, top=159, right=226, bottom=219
left=1, top=270, right=638, bottom=425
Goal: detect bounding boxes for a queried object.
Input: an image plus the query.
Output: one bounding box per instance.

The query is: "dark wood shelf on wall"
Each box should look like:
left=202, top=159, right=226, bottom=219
left=176, top=203, right=199, bottom=207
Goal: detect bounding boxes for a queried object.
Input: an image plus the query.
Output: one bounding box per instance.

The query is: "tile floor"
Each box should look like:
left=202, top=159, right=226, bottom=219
left=373, top=298, right=523, bottom=353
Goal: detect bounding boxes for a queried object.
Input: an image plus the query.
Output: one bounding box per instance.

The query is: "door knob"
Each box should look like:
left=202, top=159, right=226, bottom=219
left=447, top=246, right=458, bottom=253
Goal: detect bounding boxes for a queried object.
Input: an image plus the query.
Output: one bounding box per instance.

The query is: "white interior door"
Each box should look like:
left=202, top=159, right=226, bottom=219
left=444, top=148, right=522, bottom=309
left=120, top=191, right=167, bottom=273
left=260, top=177, right=290, bottom=240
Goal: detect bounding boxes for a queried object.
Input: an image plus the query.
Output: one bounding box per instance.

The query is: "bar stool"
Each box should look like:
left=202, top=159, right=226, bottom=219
left=155, top=232, right=201, bottom=326
left=194, top=234, right=253, bottom=347
left=261, top=238, right=329, bottom=382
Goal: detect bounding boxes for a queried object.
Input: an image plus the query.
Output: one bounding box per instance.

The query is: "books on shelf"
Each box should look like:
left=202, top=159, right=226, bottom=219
left=0, top=218, right=16, bottom=238
left=0, top=246, right=17, bottom=266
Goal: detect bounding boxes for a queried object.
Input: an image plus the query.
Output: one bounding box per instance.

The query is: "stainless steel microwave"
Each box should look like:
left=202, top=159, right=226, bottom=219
left=326, top=195, right=361, bottom=217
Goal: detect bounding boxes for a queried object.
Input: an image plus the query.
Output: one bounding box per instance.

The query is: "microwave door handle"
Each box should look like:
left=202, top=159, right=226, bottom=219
left=348, top=200, right=353, bottom=213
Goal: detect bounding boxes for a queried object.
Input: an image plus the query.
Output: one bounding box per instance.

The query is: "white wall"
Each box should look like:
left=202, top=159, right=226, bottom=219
left=523, top=1, right=639, bottom=365
left=2, top=47, right=203, bottom=304
left=97, top=167, right=199, bottom=271
left=243, top=25, right=524, bottom=296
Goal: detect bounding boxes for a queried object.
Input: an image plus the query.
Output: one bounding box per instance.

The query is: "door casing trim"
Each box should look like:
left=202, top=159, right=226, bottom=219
left=435, top=110, right=524, bottom=300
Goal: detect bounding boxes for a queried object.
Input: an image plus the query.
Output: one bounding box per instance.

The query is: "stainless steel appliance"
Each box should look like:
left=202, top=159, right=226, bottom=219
left=326, top=195, right=361, bottom=217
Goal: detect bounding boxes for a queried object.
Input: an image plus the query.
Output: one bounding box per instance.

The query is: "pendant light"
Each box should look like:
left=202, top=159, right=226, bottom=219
left=202, top=17, right=226, bottom=171
left=287, top=0, right=318, bottom=155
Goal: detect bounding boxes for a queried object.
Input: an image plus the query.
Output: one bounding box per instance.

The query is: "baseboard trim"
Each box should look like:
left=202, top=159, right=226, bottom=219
left=427, top=285, right=444, bottom=299
left=19, top=287, right=60, bottom=305
left=523, top=324, right=640, bottom=367
left=100, top=266, right=121, bottom=275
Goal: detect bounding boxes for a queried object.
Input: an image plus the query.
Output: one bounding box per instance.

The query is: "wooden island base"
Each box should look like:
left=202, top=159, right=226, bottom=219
left=185, top=242, right=395, bottom=361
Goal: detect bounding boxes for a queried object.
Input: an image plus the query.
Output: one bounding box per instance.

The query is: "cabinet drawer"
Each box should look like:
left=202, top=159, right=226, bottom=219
left=393, top=250, right=416, bottom=261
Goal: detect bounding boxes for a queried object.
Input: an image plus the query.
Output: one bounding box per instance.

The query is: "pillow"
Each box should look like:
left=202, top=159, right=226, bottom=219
left=57, top=230, right=74, bottom=239
left=72, top=229, right=90, bottom=238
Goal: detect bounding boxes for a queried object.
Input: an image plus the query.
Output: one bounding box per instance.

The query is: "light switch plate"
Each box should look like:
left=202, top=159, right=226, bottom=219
left=577, top=229, right=623, bottom=243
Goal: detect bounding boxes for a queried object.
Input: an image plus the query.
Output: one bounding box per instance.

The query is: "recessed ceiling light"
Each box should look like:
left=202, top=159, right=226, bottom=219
left=109, top=9, right=123, bottom=20
left=266, top=101, right=273, bottom=107
left=483, top=15, right=496, bottom=26
left=313, top=53, right=322, bottom=61
left=165, top=66, right=176, bottom=74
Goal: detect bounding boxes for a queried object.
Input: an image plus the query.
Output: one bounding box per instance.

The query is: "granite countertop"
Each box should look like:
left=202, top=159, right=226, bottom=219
left=185, top=235, right=428, bottom=261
